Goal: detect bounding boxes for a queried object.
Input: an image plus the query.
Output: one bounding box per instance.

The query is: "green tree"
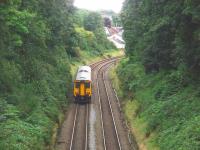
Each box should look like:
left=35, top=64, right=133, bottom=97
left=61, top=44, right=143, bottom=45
left=112, top=14, right=122, bottom=27
left=119, top=0, right=200, bottom=149
left=84, top=12, right=104, bottom=31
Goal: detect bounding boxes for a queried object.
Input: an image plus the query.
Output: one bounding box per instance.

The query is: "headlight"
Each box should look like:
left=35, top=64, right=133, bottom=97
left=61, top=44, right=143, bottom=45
left=74, top=89, right=79, bottom=95
left=86, top=90, right=90, bottom=95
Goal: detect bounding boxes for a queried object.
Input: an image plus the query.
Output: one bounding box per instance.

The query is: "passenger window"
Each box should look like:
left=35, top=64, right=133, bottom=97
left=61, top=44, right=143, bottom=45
left=79, top=70, right=88, bottom=73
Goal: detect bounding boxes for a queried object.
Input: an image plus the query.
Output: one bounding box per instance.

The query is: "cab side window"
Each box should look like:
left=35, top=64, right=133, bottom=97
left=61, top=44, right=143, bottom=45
left=75, top=82, right=80, bottom=88
left=85, top=82, right=90, bottom=88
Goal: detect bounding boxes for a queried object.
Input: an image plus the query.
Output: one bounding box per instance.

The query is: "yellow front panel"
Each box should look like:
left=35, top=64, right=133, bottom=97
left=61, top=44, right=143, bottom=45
left=80, top=83, right=85, bottom=96
left=86, top=89, right=90, bottom=96
left=74, top=88, right=78, bottom=96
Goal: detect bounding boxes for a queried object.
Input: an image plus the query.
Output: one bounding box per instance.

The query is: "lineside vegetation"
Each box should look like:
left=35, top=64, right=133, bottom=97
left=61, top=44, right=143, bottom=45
left=116, top=0, right=200, bottom=149
left=0, top=0, right=115, bottom=149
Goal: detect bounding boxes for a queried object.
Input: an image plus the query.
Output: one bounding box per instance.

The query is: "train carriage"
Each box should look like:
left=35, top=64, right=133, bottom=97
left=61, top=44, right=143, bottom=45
left=73, top=66, right=92, bottom=103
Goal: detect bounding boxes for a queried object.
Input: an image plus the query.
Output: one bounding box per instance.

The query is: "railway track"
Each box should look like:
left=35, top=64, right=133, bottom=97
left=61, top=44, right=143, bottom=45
left=56, top=56, right=134, bottom=150
left=103, top=65, right=137, bottom=150
left=67, top=58, right=120, bottom=150
left=69, top=104, right=89, bottom=150
left=96, top=61, right=122, bottom=150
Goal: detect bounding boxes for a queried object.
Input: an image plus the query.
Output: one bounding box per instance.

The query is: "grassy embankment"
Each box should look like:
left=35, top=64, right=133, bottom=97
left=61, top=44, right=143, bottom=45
left=109, top=58, right=200, bottom=150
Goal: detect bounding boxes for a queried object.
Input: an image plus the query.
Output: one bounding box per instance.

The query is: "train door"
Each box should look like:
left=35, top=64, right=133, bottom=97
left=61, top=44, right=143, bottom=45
left=80, top=82, right=85, bottom=96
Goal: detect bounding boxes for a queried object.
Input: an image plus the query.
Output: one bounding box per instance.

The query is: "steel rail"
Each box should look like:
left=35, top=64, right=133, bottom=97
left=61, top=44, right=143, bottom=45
left=69, top=104, right=79, bottom=150
left=90, top=57, right=121, bottom=150
left=96, top=58, right=121, bottom=150
left=69, top=104, right=89, bottom=150
left=97, top=74, right=106, bottom=150
left=106, top=64, right=137, bottom=150
left=69, top=57, right=121, bottom=150
left=102, top=64, right=122, bottom=150
left=89, top=56, right=122, bottom=68
left=85, top=104, right=89, bottom=150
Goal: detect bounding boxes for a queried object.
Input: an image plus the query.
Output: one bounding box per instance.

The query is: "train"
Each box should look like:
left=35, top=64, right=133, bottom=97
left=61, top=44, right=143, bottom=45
left=73, top=66, right=92, bottom=103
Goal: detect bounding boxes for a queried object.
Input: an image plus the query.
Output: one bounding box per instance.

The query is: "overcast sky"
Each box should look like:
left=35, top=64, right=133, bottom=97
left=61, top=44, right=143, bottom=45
left=74, top=0, right=124, bottom=13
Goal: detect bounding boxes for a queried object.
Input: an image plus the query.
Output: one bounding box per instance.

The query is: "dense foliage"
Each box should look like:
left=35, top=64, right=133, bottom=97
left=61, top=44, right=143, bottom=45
left=118, top=0, right=200, bottom=149
left=73, top=9, right=115, bottom=56
left=0, top=0, right=74, bottom=149
left=112, top=14, right=122, bottom=27
left=121, top=0, right=200, bottom=75
left=78, top=10, right=115, bottom=53
left=0, top=1, right=114, bottom=149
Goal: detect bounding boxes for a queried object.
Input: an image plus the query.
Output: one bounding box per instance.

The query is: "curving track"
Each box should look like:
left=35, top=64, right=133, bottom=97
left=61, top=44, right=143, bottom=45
left=56, top=57, right=135, bottom=150
left=97, top=63, right=121, bottom=150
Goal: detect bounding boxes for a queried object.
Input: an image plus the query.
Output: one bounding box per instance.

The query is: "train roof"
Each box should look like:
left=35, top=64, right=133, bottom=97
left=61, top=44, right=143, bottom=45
left=76, top=66, right=91, bottom=81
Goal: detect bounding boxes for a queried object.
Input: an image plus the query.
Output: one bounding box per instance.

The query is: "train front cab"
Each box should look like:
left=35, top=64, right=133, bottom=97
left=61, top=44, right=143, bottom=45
left=73, top=80, right=91, bottom=103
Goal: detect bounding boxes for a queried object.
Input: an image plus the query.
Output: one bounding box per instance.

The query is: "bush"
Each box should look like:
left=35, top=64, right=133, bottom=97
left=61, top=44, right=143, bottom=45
left=117, top=60, right=200, bottom=150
